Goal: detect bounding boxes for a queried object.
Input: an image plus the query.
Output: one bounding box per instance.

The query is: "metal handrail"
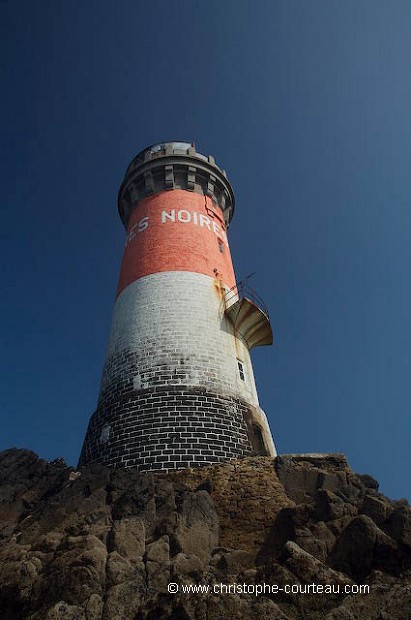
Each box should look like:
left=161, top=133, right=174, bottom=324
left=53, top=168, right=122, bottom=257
left=225, top=282, right=270, bottom=319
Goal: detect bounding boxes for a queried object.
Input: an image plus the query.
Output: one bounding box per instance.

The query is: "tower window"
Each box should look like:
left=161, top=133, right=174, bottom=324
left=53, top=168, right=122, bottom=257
left=252, top=423, right=268, bottom=456
left=217, top=238, right=224, bottom=253
left=99, top=424, right=111, bottom=445
left=237, top=360, right=245, bottom=381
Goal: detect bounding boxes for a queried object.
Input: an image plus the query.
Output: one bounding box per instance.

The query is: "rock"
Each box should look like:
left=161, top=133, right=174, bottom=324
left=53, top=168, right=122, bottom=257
left=145, top=535, right=170, bottom=592
left=309, top=521, right=336, bottom=554
left=0, top=449, right=410, bottom=619
left=165, top=456, right=294, bottom=553
left=85, top=594, right=103, bottom=620
left=315, top=489, right=357, bottom=521
left=325, top=608, right=356, bottom=619
left=324, top=575, right=411, bottom=620
left=361, top=494, right=390, bottom=525
left=275, top=454, right=350, bottom=503
left=45, top=601, right=87, bottom=619
left=295, top=525, right=328, bottom=562
left=35, top=531, right=64, bottom=552
left=212, top=549, right=255, bottom=577
left=175, top=489, right=219, bottom=562
left=106, top=552, right=144, bottom=586
left=357, top=473, right=379, bottom=491
left=387, top=504, right=411, bottom=547
left=108, top=518, right=145, bottom=559
left=205, top=593, right=255, bottom=620
left=146, top=535, right=169, bottom=563
left=171, top=553, right=204, bottom=581
left=110, top=473, right=156, bottom=523
left=103, top=582, right=143, bottom=620
left=329, top=514, right=400, bottom=580
left=50, top=458, right=68, bottom=469
left=242, top=568, right=257, bottom=582
left=250, top=598, right=292, bottom=619
left=283, top=541, right=352, bottom=586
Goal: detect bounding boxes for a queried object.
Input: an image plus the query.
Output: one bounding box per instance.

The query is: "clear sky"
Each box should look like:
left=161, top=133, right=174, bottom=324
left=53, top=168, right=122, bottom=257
left=2, top=1, right=411, bottom=500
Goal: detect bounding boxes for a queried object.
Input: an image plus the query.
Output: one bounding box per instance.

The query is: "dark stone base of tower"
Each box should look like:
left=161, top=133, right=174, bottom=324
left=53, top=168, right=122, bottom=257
left=78, top=386, right=269, bottom=470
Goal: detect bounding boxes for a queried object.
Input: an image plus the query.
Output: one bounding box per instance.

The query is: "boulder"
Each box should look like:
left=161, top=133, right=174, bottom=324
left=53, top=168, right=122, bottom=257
left=329, top=514, right=400, bottom=580
left=283, top=541, right=352, bottom=586
left=175, top=490, right=219, bottom=563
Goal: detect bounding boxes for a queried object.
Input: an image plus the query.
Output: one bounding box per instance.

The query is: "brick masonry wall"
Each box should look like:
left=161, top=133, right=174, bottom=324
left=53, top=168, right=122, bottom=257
left=78, top=386, right=257, bottom=470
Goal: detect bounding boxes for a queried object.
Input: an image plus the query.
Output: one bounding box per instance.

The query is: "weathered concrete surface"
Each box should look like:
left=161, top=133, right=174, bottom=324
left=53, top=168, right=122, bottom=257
left=0, top=449, right=410, bottom=619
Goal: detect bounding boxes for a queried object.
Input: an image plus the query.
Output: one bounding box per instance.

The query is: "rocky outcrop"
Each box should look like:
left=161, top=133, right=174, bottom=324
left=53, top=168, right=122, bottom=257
left=0, top=448, right=410, bottom=619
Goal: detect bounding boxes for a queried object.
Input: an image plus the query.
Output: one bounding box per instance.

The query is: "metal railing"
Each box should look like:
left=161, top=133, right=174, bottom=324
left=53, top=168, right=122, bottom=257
left=224, top=282, right=270, bottom=319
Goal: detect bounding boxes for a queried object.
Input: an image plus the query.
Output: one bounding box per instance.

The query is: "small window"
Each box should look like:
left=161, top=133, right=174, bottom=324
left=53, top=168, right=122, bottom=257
left=237, top=360, right=245, bottom=381
left=217, top=238, right=224, bottom=253
left=252, top=423, right=268, bottom=456
left=99, top=424, right=111, bottom=445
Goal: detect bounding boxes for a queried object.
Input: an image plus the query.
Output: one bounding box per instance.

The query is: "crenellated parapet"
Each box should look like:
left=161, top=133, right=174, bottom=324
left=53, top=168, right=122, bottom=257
left=118, top=141, right=235, bottom=228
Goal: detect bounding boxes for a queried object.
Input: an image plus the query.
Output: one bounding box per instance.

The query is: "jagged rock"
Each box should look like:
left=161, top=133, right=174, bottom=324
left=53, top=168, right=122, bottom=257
left=283, top=541, right=352, bottom=586
left=210, top=548, right=255, bottom=578
left=103, top=582, right=143, bottom=620
left=0, top=449, right=410, bottom=619
left=324, top=574, right=411, bottom=620
left=315, top=488, right=358, bottom=521
left=44, top=602, right=86, bottom=620
left=259, top=560, right=300, bottom=592
left=174, top=489, right=218, bottom=562
left=146, top=535, right=169, bottom=563
left=110, top=474, right=157, bottom=524
left=45, top=535, right=107, bottom=606
left=275, top=454, right=350, bottom=503
left=387, top=503, right=411, bottom=547
left=205, top=593, right=256, bottom=620
left=106, top=552, right=144, bottom=586
left=329, top=514, right=401, bottom=580
left=108, top=518, right=145, bottom=559
left=34, top=531, right=64, bottom=552
left=250, top=598, right=292, bottom=619
left=308, top=521, right=336, bottom=556
left=357, top=472, right=379, bottom=490
left=145, top=535, right=170, bottom=592
left=325, top=608, right=356, bottom=619
left=171, top=552, right=204, bottom=582
left=84, top=594, right=103, bottom=620
left=165, top=457, right=294, bottom=553
left=295, top=525, right=329, bottom=561
left=361, top=493, right=391, bottom=525
left=50, top=458, right=68, bottom=468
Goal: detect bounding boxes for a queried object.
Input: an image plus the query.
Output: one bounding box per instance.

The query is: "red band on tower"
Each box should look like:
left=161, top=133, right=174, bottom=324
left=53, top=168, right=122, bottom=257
left=117, top=190, right=236, bottom=296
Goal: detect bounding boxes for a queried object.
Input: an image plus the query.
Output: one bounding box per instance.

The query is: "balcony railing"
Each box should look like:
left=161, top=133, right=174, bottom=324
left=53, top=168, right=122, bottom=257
left=224, top=282, right=270, bottom=319
left=223, top=282, right=273, bottom=349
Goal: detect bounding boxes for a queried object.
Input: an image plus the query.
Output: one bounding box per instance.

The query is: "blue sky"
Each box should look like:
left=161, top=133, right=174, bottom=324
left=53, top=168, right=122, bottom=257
left=2, top=0, right=410, bottom=500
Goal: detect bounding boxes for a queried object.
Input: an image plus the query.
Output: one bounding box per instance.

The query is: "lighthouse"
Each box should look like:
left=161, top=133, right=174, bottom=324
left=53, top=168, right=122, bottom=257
left=79, top=141, right=276, bottom=471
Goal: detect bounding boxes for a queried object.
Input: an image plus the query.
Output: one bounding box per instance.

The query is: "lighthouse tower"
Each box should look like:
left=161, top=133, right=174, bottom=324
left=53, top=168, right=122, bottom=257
left=79, top=142, right=276, bottom=471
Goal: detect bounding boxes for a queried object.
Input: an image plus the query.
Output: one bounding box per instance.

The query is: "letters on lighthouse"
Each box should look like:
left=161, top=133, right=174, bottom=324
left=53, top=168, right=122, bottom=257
left=125, top=209, right=228, bottom=248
